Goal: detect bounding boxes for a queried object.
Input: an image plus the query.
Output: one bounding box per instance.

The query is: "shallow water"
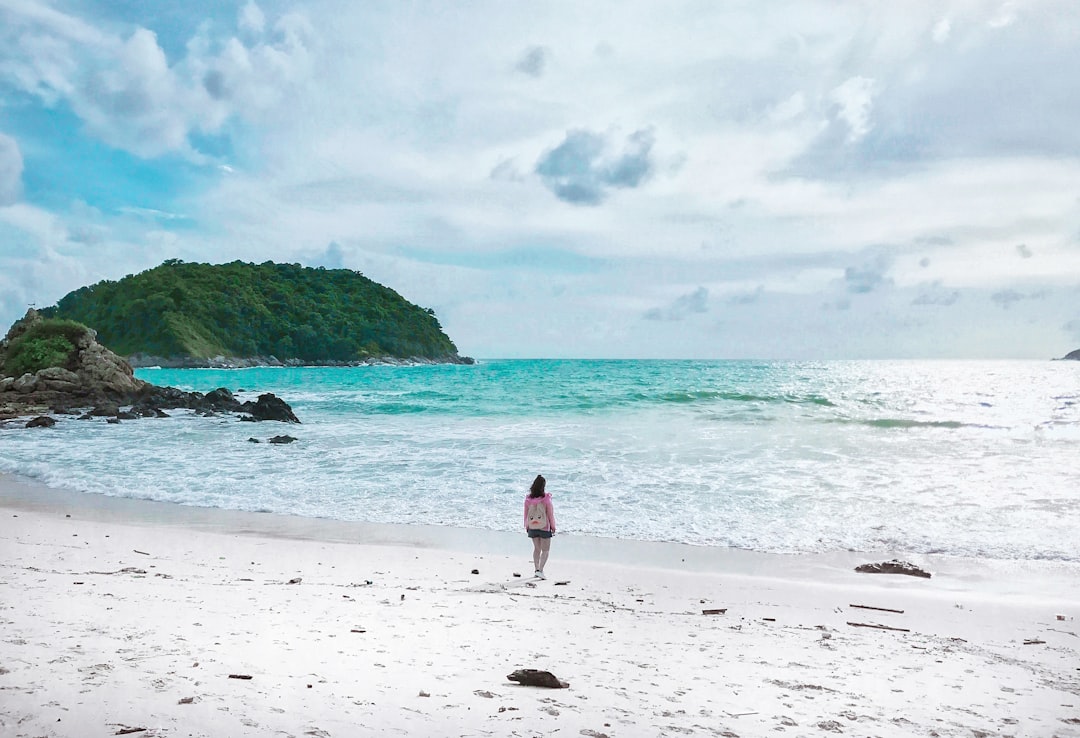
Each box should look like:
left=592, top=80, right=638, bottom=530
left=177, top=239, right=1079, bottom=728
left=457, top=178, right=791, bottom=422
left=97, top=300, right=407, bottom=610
left=2, top=359, right=1077, bottom=562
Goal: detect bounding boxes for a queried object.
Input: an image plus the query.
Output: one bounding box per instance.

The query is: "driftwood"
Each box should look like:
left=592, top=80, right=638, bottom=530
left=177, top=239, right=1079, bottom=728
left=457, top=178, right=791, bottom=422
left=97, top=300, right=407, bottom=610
left=507, top=669, right=569, bottom=688
left=1023, top=639, right=1046, bottom=645
left=847, top=621, right=910, bottom=633
left=228, top=674, right=253, bottom=680
left=850, top=604, right=905, bottom=614
left=133, top=550, right=150, bottom=556
left=702, top=608, right=727, bottom=615
left=114, top=728, right=146, bottom=735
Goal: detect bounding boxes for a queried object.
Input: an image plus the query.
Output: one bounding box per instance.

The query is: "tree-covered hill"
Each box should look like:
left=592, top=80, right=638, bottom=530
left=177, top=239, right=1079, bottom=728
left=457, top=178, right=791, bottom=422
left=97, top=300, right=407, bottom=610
left=41, top=260, right=465, bottom=364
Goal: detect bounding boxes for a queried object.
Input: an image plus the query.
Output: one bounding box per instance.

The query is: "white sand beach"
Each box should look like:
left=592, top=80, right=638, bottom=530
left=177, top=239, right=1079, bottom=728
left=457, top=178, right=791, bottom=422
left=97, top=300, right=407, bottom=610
left=1, top=473, right=1079, bottom=738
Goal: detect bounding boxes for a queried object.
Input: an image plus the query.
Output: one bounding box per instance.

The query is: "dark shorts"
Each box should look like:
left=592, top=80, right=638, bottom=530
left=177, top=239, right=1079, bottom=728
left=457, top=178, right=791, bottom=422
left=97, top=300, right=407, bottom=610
left=527, top=529, right=553, bottom=539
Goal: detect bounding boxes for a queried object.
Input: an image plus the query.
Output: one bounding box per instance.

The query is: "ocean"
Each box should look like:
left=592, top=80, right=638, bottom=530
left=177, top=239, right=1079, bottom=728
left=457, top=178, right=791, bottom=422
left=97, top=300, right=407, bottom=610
left=1, top=359, right=1078, bottom=563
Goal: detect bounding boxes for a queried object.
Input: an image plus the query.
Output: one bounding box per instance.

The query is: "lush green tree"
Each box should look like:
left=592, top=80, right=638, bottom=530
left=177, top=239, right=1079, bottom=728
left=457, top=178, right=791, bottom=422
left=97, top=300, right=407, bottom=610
left=2, top=319, right=87, bottom=377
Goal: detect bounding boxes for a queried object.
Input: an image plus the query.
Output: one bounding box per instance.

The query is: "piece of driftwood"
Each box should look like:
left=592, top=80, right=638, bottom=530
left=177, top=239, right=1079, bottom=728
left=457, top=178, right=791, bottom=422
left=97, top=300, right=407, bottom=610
left=133, top=550, right=149, bottom=556
left=854, top=560, right=931, bottom=578
left=1023, top=639, right=1046, bottom=645
left=850, top=604, right=905, bottom=614
left=847, top=621, right=910, bottom=633
left=287, top=577, right=302, bottom=585
left=554, top=581, right=570, bottom=586
left=228, top=674, right=253, bottom=680
left=114, top=728, right=146, bottom=735
left=702, top=608, right=727, bottom=615
left=507, top=669, right=569, bottom=688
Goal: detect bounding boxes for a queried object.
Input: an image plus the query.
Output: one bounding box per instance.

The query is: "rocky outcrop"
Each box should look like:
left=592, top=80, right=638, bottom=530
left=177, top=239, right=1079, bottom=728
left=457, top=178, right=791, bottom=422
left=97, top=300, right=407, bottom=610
left=0, top=309, right=299, bottom=425
left=0, top=309, right=148, bottom=417
left=1061, top=349, right=1080, bottom=361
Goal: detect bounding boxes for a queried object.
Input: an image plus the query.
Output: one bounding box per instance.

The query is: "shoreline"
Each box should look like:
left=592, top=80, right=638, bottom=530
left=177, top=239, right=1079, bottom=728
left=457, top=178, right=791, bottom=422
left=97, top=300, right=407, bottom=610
left=1, top=471, right=1076, bottom=602
left=2, top=472, right=1079, bottom=737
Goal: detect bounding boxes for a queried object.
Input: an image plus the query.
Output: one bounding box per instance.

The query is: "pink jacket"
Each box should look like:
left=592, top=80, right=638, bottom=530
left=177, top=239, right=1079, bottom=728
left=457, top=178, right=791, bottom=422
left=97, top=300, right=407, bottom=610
left=523, top=493, right=556, bottom=533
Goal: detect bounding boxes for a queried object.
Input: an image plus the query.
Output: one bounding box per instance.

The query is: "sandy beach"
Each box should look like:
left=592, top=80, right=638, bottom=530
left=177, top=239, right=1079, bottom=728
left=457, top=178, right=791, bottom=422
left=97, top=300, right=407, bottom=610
left=1, top=474, right=1078, bottom=738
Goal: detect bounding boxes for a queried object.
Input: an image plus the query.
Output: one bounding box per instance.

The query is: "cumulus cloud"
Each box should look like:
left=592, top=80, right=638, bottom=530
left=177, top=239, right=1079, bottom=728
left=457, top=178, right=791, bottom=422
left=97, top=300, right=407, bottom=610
left=727, top=286, right=764, bottom=305
left=0, top=1, right=315, bottom=159
left=239, top=1, right=267, bottom=36
left=991, top=288, right=1050, bottom=308
left=932, top=17, right=952, bottom=43
left=829, top=76, right=878, bottom=142
left=535, top=128, right=656, bottom=205
left=316, top=241, right=346, bottom=269
left=912, top=282, right=960, bottom=306
left=844, top=255, right=892, bottom=294
left=489, top=157, right=525, bottom=182
left=515, top=46, right=549, bottom=77
left=643, top=287, right=708, bottom=321
left=0, top=132, right=23, bottom=205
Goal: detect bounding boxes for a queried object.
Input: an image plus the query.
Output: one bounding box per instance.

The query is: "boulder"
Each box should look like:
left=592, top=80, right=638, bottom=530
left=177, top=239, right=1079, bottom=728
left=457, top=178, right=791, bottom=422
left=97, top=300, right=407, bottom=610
left=268, top=435, right=297, bottom=444
left=854, top=560, right=931, bottom=579
left=507, top=669, right=569, bottom=689
left=241, top=393, right=301, bottom=423
left=12, top=373, right=38, bottom=393
left=26, top=415, right=56, bottom=428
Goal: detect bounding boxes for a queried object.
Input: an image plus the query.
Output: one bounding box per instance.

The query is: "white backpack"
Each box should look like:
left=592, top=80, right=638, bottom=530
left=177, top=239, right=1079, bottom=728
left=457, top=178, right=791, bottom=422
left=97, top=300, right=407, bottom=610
left=526, top=498, right=549, bottom=530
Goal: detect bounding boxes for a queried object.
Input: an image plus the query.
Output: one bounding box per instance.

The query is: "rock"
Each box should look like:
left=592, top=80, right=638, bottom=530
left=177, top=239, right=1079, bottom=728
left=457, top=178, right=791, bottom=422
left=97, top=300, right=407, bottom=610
left=268, top=435, right=297, bottom=444
left=12, top=373, right=37, bottom=393
left=506, top=669, right=569, bottom=689
left=1061, top=348, right=1080, bottom=361
left=26, top=415, right=56, bottom=428
left=202, top=387, right=243, bottom=412
left=242, top=393, right=301, bottom=423
left=854, top=560, right=931, bottom=579
left=248, top=437, right=262, bottom=443
left=1, top=311, right=299, bottom=425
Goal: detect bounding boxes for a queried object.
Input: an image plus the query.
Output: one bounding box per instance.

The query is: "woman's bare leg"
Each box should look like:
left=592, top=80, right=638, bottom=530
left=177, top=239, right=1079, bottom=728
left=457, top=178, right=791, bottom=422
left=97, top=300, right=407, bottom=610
left=538, top=538, right=551, bottom=572
left=532, top=537, right=543, bottom=571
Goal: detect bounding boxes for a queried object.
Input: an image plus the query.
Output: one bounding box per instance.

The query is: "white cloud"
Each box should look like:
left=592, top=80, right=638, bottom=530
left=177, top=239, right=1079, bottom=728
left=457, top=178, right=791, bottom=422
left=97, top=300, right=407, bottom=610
left=829, top=76, right=878, bottom=142
left=239, top=1, right=267, bottom=37
left=0, top=1, right=314, bottom=159
left=0, top=132, right=23, bottom=205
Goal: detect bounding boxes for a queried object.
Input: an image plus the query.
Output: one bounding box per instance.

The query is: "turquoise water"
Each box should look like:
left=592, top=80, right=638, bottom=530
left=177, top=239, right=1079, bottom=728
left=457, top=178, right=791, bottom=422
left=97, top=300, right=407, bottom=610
left=2, top=359, right=1078, bottom=562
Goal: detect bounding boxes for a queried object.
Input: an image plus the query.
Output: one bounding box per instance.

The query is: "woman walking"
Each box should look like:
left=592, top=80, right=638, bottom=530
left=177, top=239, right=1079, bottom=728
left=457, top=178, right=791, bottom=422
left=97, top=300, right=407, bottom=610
left=524, top=474, right=556, bottom=579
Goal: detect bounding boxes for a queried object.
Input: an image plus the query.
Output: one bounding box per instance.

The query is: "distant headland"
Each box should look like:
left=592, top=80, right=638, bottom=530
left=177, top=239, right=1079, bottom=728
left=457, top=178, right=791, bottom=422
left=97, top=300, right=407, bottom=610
left=39, top=259, right=473, bottom=368
left=1060, top=349, right=1080, bottom=361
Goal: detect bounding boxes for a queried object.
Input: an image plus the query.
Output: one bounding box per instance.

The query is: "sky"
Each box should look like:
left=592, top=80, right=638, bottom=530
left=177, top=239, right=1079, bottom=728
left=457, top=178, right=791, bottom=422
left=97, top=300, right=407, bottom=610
left=1, top=0, right=1079, bottom=359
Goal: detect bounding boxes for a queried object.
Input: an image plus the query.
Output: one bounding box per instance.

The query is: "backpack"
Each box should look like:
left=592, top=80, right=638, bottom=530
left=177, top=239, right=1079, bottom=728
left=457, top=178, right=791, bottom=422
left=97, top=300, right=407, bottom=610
left=526, top=498, right=549, bottom=530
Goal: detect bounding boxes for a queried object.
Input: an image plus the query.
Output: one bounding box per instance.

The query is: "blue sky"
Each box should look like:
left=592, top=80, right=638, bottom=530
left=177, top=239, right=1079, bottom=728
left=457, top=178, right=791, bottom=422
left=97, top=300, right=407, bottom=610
left=1, top=0, right=1079, bottom=359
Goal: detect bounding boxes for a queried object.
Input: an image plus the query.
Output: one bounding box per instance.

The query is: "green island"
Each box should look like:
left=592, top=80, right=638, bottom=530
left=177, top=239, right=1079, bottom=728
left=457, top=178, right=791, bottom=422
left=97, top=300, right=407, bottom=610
left=40, top=259, right=470, bottom=367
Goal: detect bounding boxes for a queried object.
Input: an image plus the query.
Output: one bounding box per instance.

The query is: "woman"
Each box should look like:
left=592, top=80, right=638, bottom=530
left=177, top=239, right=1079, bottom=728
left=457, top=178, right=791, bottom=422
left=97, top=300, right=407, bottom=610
left=524, top=474, right=556, bottom=579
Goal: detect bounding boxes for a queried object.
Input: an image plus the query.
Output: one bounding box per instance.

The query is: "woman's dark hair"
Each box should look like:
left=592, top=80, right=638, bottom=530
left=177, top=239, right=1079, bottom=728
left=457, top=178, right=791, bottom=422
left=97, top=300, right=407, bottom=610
left=528, top=474, right=546, bottom=498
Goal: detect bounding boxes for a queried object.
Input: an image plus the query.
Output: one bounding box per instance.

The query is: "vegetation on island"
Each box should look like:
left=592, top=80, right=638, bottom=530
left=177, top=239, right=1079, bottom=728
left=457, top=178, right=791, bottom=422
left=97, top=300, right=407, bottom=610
left=0, top=318, right=88, bottom=378
left=41, top=260, right=461, bottom=363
